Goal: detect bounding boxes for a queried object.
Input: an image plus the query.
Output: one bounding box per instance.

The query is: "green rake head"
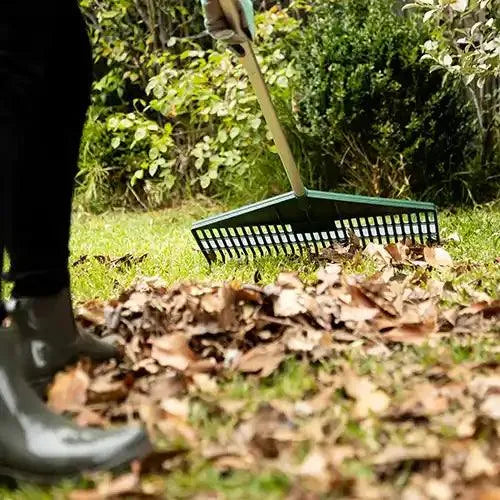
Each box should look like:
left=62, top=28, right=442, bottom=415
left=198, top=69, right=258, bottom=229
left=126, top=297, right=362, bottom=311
left=192, top=190, right=440, bottom=263
left=192, top=0, right=440, bottom=264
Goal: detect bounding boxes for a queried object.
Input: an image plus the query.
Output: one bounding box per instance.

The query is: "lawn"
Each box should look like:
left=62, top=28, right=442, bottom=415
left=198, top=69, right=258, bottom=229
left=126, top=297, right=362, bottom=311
left=69, top=202, right=499, bottom=301
left=2, top=202, right=499, bottom=500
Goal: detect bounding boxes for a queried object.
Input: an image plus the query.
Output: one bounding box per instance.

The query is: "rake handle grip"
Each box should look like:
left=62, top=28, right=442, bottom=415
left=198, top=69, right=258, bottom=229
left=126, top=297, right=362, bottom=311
left=219, top=0, right=306, bottom=197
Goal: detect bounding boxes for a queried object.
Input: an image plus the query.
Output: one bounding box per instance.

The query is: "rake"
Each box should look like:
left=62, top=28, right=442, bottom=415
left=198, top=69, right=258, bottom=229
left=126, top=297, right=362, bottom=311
left=192, top=0, right=440, bottom=264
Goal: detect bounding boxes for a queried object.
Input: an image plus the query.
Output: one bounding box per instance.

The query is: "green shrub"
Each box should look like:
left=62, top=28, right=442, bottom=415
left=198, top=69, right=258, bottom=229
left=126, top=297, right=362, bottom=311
left=78, top=2, right=300, bottom=209
left=295, top=0, right=478, bottom=203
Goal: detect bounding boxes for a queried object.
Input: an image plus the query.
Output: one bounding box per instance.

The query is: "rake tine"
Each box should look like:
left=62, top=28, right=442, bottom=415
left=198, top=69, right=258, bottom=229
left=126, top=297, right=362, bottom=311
left=221, top=227, right=237, bottom=260
left=252, top=226, right=265, bottom=257
left=261, top=226, right=274, bottom=256
left=234, top=227, right=249, bottom=259
left=415, top=212, right=424, bottom=244
left=192, top=230, right=208, bottom=262
left=266, top=224, right=280, bottom=256
left=227, top=227, right=242, bottom=259
left=339, top=218, right=349, bottom=244
left=381, top=215, right=390, bottom=244
left=295, top=230, right=305, bottom=256
left=278, top=225, right=289, bottom=255
left=207, top=228, right=226, bottom=263
left=408, top=213, right=416, bottom=244
left=389, top=214, right=397, bottom=242
left=243, top=226, right=258, bottom=259
left=374, top=216, right=383, bottom=244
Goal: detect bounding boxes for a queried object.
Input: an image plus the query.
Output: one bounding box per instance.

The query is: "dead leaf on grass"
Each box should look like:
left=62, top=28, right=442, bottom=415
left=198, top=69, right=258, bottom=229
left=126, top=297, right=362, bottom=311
left=236, top=342, right=285, bottom=377
left=69, top=468, right=140, bottom=499
left=463, top=445, right=497, bottom=480
left=424, top=247, right=453, bottom=268
left=395, top=383, right=449, bottom=418
left=47, top=364, right=90, bottom=414
left=385, top=242, right=409, bottom=262
left=344, top=371, right=390, bottom=418
left=151, top=333, right=197, bottom=371
left=273, top=289, right=307, bottom=317
left=372, top=438, right=441, bottom=465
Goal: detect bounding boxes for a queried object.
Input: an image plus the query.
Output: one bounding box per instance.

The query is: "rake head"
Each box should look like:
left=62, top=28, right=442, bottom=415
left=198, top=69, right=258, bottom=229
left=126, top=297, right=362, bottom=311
left=192, top=190, right=440, bottom=263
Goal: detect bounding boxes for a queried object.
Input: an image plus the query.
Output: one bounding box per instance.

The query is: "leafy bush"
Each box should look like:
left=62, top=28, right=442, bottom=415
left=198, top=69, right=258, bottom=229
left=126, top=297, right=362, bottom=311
left=78, top=0, right=494, bottom=210
left=295, top=0, right=479, bottom=203
left=78, top=1, right=300, bottom=209
left=406, top=0, right=499, bottom=200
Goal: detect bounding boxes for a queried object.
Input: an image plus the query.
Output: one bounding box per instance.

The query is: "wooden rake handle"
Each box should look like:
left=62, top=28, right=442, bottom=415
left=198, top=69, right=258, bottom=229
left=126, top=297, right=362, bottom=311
left=219, top=0, right=306, bottom=197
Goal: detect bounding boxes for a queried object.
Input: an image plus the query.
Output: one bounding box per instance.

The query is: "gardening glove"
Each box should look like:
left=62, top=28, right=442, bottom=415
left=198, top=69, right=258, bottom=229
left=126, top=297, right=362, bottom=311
left=200, top=0, right=255, bottom=55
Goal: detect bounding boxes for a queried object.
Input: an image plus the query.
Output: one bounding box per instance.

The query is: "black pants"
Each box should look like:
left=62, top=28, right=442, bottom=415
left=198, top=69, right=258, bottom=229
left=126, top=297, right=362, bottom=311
left=0, top=1, right=92, bottom=297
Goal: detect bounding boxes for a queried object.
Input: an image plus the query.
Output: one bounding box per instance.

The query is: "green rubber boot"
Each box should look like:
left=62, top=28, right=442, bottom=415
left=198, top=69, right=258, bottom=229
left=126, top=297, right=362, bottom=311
left=6, top=287, right=119, bottom=391
left=0, top=325, right=151, bottom=483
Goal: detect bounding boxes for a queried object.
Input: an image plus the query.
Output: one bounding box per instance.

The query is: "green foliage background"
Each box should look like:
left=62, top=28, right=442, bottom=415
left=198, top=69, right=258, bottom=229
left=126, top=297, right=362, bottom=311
left=77, top=0, right=498, bottom=210
left=295, top=0, right=479, bottom=203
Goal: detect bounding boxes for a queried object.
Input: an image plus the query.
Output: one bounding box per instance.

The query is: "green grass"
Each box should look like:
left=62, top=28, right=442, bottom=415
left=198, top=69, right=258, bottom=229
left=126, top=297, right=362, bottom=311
left=1, top=203, right=498, bottom=498
left=69, top=201, right=499, bottom=301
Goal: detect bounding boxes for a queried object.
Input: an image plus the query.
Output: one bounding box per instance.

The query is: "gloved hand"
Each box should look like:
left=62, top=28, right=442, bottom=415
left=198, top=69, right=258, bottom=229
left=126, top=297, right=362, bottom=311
left=201, top=0, right=255, bottom=50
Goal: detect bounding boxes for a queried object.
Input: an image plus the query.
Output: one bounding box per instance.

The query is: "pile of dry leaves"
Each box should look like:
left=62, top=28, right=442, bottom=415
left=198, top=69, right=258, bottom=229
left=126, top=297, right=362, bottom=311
left=52, top=241, right=498, bottom=499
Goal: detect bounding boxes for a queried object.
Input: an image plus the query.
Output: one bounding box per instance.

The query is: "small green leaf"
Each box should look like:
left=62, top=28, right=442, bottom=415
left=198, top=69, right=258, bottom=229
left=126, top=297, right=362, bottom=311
left=250, top=117, right=262, bottom=130
left=119, top=118, right=134, bottom=129
left=218, top=130, right=228, bottom=144
left=111, top=137, right=121, bottom=149
left=230, top=127, right=240, bottom=139
left=200, top=175, right=210, bottom=189
left=134, top=128, right=147, bottom=141
left=277, top=75, right=289, bottom=88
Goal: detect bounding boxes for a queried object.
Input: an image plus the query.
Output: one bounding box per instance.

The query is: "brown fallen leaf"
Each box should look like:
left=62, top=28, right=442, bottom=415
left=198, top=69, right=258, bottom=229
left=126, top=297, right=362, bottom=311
left=344, top=371, right=390, bottom=418
left=75, top=408, right=109, bottom=428
left=363, top=242, right=393, bottom=266
left=47, top=364, right=90, bottom=414
left=151, top=333, right=197, bottom=371
left=88, top=375, right=129, bottom=404
left=160, top=397, right=189, bottom=419
left=276, top=272, right=304, bottom=290
left=385, top=242, right=409, bottom=262
left=474, top=488, right=500, bottom=500
left=424, top=247, right=453, bottom=267
left=297, top=448, right=331, bottom=493
left=236, top=342, right=285, bottom=377
left=395, top=383, right=449, bottom=418
left=459, top=299, right=500, bottom=318
left=424, top=478, right=453, bottom=500
left=383, top=304, right=438, bottom=344
left=463, top=445, right=497, bottom=480
left=192, top=373, right=218, bottom=395
left=316, top=264, right=342, bottom=293
left=480, top=394, right=500, bottom=420
left=372, top=439, right=441, bottom=465
left=69, top=469, right=139, bottom=499
left=283, top=327, right=327, bottom=353
left=339, top=304, right=379, bottom=322
left=273, top=289, right=307, bottom=317
left=76, top=300, right=106, bottom=326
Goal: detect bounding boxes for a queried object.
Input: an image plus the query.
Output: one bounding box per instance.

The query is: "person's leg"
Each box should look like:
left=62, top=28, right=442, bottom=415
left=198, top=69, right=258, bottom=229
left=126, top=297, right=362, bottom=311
left=0, top=3, right=151, bottom=481
left=0, top=2, right=48, bottom=314
left=2, top=1, right=117, bottom=391
left=4, top=1, right=90, bottom=296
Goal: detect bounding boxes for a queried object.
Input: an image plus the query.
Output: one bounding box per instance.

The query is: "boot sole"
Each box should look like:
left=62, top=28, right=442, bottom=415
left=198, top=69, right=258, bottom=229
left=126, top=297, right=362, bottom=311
left=0, top=435, right=153, bottom=485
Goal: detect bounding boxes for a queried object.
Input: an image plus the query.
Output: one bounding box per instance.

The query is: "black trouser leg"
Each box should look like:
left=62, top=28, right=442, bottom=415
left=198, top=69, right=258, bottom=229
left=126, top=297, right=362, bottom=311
left=0, top=1, right=93, bottom=298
